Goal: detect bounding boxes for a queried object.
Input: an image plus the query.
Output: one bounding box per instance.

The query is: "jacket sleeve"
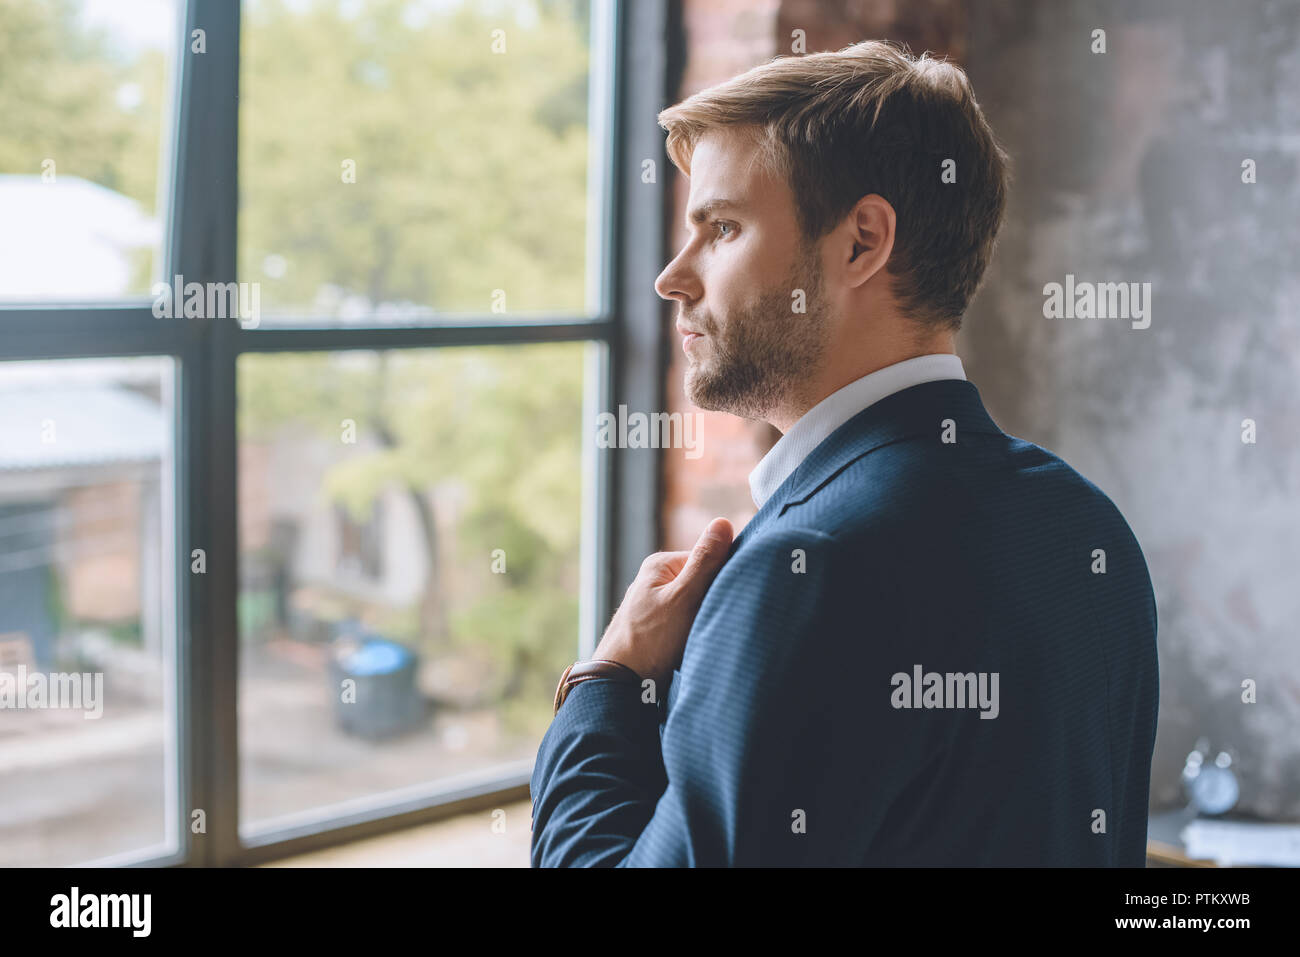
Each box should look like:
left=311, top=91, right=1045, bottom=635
left=530, top=527, right=907, bottom=866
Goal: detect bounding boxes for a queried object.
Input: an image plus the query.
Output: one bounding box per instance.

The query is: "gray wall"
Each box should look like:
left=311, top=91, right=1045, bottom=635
left=963, top=0, right=1300, bottom=817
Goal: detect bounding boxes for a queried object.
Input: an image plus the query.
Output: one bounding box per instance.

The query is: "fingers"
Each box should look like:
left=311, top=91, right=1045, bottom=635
left=672, top=517, right=734, bottom=600
left=641, top=549, right=690, bottom=586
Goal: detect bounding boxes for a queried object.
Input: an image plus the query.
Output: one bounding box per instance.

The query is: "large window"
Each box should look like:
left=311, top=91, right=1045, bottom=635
left=0, top=0, right=665, bottom=866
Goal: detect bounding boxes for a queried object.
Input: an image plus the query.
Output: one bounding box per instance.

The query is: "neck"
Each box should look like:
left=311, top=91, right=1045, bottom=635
left=767, top=333, right=957, bottom=434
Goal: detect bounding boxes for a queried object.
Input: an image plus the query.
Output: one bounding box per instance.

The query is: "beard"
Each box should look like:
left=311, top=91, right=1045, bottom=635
left=682, top=241, right=831, bottom=421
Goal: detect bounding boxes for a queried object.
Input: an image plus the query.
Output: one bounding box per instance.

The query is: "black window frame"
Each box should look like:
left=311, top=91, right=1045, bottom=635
left=0, top=0, right=669, bottom=867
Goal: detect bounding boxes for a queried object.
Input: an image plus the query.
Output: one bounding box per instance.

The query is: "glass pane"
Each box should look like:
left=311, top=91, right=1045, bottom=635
left=0, top=0, right=180, bottom=303
left=0, top=356, right=178, bottom=865
left=238, top=0, right=601, bottom=326
left=237, top=343, right=586, bottom=833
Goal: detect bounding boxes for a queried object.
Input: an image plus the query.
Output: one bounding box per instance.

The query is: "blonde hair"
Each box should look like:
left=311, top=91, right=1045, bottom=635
left=658, top=40, right=1011, bottom=329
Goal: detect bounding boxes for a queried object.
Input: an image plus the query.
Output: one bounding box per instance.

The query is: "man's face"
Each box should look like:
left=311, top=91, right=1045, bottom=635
left=654, top=128, right=833, bottom=422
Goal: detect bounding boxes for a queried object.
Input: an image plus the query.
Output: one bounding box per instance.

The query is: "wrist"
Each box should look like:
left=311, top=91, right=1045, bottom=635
left=592, top=631, right=666, bottom=687
left=553, top=657, right=644, bottom=715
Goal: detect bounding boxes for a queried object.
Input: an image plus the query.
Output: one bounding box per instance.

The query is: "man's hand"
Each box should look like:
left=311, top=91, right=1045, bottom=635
left=593, top=517, right=735, bottom=688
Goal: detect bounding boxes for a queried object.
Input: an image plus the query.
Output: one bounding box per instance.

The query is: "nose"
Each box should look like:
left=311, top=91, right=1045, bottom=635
left=654, top=247, right=702, bottom=304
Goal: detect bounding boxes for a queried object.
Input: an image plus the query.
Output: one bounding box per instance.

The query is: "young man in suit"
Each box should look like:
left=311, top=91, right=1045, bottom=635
left=530, top=40, right=1158, bottom=866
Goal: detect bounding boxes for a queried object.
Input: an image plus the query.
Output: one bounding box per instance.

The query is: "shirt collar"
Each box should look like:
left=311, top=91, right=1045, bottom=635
left=748, top=353, right=967, bottom=509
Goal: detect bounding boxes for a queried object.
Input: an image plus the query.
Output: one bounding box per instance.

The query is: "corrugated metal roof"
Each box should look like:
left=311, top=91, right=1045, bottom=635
left=0, top=387, right=165, bottom=470
left=0, top=176, right=159, bottom=300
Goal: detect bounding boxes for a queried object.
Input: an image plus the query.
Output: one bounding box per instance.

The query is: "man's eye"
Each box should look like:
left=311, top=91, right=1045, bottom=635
left=713, top=221, right=736, bottom=239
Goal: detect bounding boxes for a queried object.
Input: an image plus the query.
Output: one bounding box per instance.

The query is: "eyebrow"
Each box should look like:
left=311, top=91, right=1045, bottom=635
left=687, top=199, right=747, bottom=226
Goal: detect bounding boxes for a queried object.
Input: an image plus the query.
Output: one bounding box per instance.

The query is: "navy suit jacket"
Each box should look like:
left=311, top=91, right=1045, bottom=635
left=530, top=379, right=1159, bottom=866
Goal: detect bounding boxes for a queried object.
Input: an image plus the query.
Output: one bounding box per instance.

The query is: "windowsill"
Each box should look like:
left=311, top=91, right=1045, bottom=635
left=262, top=799, right=531, bottom=867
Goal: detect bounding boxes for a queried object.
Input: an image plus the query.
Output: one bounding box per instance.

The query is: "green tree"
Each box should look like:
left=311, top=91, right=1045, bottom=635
left=0, top=0, right=171, bottom=291
left=236, top=2, right=593, bottom=731
left=239, top=342, right=586, bottom=729
left=239, top=0, right=591, bottom=315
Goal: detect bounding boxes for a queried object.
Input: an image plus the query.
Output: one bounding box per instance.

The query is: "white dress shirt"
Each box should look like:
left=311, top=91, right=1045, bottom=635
left=748, top=353, right=967, bottom=509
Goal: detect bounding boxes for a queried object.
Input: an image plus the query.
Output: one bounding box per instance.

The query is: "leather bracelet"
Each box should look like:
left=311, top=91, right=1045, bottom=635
left=553, top=658, right=643, bottom=715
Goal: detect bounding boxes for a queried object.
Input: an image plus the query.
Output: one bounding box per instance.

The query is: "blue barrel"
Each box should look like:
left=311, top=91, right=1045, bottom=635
left=329, top=635, right=425, bottom=739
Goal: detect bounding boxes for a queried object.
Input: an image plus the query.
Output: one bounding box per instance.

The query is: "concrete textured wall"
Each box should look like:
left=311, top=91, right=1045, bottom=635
left=660, top=0, right=1300, bottom=819
left=963, top=0, right=1300, bottom=818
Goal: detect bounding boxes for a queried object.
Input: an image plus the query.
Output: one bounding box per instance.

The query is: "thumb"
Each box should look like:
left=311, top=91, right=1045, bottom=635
left=673, top=517, right=734, bottom=598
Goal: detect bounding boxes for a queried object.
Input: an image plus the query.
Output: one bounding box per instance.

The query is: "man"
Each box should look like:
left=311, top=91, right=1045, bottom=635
left=530, top=40, right=1158, bottom=866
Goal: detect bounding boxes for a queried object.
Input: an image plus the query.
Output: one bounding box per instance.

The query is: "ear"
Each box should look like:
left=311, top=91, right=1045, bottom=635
left=842, top=194, right=896, bottom=289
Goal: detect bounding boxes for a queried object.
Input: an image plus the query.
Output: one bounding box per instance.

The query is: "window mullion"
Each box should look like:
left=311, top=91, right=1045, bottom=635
left=170, top=0, right=241, bottom=869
